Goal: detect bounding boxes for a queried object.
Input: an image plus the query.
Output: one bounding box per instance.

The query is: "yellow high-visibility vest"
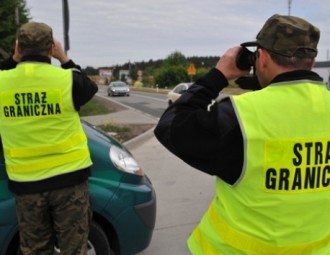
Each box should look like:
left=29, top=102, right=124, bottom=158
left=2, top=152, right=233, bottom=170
left=188, top=80, right=330, bottom=254
left=0, top=62, right=92, bottom=182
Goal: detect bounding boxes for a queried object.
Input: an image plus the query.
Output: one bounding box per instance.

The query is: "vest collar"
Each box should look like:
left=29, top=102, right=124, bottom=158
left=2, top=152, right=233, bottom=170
left=21, top=55, right=51, bottom=64
left=271, top=70, right=323, bottom=84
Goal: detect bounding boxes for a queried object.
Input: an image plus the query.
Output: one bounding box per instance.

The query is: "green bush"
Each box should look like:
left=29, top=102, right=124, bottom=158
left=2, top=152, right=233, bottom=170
left=155, top=66, right=189, bottom=88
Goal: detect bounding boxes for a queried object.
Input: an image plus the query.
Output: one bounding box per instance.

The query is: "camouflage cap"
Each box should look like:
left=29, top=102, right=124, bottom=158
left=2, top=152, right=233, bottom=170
left=17, top=22, right=53, bottom=51
left=241, top=14, right=320, bottom=58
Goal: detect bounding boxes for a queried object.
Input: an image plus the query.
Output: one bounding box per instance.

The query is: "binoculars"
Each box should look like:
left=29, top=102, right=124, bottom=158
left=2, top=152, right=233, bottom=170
left=234, top=47, right=261, bottom=90
left=236, top=47, right=256, bottom=70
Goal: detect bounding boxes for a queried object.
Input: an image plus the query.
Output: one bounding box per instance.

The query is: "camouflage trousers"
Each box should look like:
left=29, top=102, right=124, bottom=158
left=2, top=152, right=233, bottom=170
left=15, top=181, right=92, bottom=255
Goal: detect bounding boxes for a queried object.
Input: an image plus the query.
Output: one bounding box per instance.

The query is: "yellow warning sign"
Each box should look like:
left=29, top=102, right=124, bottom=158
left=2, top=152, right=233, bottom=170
left=187, top=63, right=197, bottom=76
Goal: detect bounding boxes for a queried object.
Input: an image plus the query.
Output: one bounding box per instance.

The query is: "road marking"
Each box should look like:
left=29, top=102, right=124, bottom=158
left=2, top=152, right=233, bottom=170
left=130, top=92, right=167, bottom=103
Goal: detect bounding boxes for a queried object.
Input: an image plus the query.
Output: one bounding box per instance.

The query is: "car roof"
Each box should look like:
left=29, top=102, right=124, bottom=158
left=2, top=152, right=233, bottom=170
left=178, top=82, right=192, bottom=86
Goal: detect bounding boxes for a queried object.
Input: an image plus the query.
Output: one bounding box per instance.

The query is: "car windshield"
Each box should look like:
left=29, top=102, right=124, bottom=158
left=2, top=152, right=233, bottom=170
left=112, top=82, right=127, bottom=87
left=174, top=83, right=192, bottom=93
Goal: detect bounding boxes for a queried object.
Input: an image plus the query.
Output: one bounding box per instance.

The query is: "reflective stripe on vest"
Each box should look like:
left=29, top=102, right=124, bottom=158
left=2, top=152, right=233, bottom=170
left=188, top=222, right=222, bottom=255
left=4, top=133, right=86, bottom=158
left=189, top=201, right=330, bottom=255
left=6, top=147, right=90, bottom=173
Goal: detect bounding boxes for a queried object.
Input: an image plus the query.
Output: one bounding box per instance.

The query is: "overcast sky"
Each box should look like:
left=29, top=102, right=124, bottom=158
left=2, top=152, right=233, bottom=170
left=25, top=0, right=330, bottom=68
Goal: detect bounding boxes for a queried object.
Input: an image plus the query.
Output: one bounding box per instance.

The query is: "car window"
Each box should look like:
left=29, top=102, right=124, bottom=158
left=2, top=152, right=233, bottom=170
left=111, top=82, right=127, bottom=87
left=174, top=85, right=185, bottom=93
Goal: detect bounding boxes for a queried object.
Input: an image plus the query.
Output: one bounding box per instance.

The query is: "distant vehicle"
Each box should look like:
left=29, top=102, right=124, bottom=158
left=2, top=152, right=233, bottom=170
left=0, top=120, right=156, bottom=255
left=167, top=82, right=192, bottom=106
left=107, top=81, right=130, bottom=97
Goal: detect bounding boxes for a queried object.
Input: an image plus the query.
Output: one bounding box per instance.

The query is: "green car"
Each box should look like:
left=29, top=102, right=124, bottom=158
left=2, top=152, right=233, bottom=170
left=0, top=120, right=156, bottom=255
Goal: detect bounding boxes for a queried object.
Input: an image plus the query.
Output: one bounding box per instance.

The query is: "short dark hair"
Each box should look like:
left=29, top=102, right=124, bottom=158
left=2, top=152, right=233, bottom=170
left=268, top=51, right=314, bottom=70
left=18, top=47, right=51, bottom=57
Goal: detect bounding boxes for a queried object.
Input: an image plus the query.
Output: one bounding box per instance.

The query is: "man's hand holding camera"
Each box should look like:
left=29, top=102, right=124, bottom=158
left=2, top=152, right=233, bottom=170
left=52, top=39, right=69, bottom=65
left=216, top=47, right=251, bottom=81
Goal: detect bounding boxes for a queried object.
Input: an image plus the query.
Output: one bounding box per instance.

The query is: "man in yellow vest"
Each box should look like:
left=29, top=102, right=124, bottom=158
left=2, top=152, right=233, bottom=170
left=0, top=22, right=98, bottom=254
left=155, top=14, right=330, bottom=254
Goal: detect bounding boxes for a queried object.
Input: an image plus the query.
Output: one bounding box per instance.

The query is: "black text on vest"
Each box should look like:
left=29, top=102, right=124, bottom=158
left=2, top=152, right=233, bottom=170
left=265, top=141, right=330, bottom=191
left=2, top=92, right=62, bottom=118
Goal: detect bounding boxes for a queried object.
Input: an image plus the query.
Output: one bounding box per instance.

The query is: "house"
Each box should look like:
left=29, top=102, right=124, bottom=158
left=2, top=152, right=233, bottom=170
left=312, top=61, right=330, bottom=84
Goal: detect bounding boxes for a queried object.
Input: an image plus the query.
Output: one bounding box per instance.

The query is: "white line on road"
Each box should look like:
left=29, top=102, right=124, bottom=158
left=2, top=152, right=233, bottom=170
left=130, top=92, right=167, bottom=103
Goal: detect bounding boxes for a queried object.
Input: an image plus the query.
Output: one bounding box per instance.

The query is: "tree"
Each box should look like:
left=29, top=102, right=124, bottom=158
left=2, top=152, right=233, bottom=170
left=163, top=51, right=188, bottom=67
left=154, top=51, right=189, bottom=88
left=195, top=67, right=209, bottom=80
left=83, top=66, right=99, bottom=76
left=0, top=0, right=30, bottom=60
left=155, top=65, right=189, bottom=88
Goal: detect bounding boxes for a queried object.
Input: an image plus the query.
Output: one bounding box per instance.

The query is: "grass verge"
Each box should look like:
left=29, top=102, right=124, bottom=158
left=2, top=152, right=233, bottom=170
left=79, top=97, right=112, bottom=116
left=79, top=97, right=154, bottom=143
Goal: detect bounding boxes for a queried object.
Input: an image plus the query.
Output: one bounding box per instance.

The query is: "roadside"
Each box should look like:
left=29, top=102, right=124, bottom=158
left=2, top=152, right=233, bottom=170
left=80, top=85, right=248, bottom=144
left=80, top=86, right=248, bottom=255
left=80, top=95, right=156, bottom=143
left=132, top=127, right=215, bottom=255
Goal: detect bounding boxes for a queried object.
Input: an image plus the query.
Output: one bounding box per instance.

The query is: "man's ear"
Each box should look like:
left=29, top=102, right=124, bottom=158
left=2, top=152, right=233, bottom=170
left=13, top=40, right=22, bottom=62
left=16, top=40, right=21, bottom=54
left=258, top=48, right=269, bottom=68
left=49, top=43, right=55, bottom=56
left=310, top=58, right=316, bottom=69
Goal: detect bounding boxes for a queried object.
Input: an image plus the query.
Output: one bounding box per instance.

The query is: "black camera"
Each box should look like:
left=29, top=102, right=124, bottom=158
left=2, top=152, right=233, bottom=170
left=236, top=47, right=256, bottom=70
left=234, top=47, right=261, bottom=90
left=235, top=76, right=261, bottom=90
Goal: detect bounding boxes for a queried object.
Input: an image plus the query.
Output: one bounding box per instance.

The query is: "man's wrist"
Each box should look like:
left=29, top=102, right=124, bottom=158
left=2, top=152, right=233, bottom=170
left=61, top=59, right=81, bottom=70
left=59, top=55, right=70, bottom=65
left=205, top=68, right=229, bottom=89
left=195, top=68, right=229, bottom=95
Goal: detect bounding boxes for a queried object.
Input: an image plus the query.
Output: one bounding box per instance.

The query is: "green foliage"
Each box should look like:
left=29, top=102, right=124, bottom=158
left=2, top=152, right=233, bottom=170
left=84, top=66, right=99, bottom=75
left=154, top=51, right=190, bottom=88
left=195, top=67, right=209, bottom=80
left=187, top=56, right=218, bottom=68
left=155, top=65, right=189, bottom=88
left=82, top=55, right=218, bottom=88
left=0, top=0, right=30, bottom=60
left=163, top=51, right=188, bottom=67
left=141, top=75, right=155, bottom=87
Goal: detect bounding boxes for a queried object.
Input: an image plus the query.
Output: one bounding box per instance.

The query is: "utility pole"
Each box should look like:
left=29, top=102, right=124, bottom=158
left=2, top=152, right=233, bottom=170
left=288, top=0, right=292, bottom=16
left=62, top=0, right=70, bottom=54
left=15, top=0, right=20, bottom=26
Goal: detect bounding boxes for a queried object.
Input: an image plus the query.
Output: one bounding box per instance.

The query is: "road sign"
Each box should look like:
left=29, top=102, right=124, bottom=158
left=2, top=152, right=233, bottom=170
left=187, top=63, right=196, bottom=76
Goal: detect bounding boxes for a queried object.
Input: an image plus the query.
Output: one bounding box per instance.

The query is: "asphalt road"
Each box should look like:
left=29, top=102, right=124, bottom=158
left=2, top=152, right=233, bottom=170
left=132, top=135, right=215, bottom=255
left=97, top=85, right=168, bottom=118
left=96, top=85, right=216, bottom=254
